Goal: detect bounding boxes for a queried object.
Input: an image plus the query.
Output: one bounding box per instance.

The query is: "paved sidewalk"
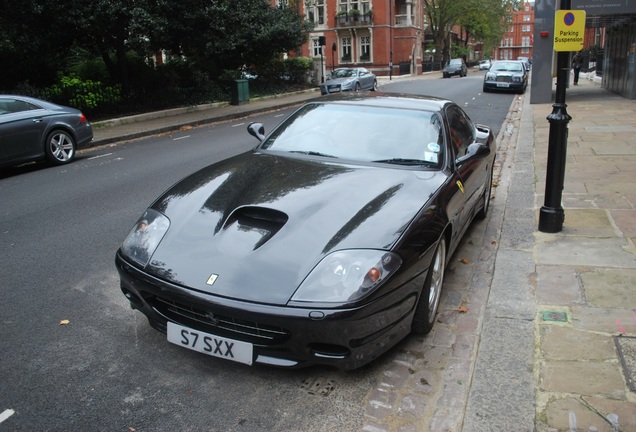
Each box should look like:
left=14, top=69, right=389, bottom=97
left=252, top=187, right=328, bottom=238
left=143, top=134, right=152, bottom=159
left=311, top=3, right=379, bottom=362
left=465, top=73, right=636, bottom=431
left=88, top=73, right=636, bottom=431
left=90, top=89, right=321, bottom=147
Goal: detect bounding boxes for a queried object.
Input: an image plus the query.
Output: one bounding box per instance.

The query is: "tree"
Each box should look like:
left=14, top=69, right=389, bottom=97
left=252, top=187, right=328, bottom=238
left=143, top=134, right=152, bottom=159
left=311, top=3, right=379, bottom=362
left=422, top=0, right=516, bottom=64
left=0, top=0, right=77, bottom=88
left=65, top=0, right=156, bottom=91
left=422, top=0, right=464, bottom=64
left=148, top=0, right=312, bottom=76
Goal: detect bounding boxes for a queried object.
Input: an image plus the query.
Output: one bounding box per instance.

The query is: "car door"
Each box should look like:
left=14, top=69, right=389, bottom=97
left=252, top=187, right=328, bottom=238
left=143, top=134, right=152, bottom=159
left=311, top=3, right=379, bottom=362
left=0, top=98, right=49, bottom=163
left=358, top=69, right=371, bottom=89
left=444, top=104, right=484, bottom=234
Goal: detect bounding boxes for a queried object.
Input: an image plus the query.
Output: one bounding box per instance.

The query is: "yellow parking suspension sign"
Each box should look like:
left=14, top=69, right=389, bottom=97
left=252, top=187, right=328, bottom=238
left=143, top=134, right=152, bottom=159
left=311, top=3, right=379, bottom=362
left=554, top=10, right=586, bottom=51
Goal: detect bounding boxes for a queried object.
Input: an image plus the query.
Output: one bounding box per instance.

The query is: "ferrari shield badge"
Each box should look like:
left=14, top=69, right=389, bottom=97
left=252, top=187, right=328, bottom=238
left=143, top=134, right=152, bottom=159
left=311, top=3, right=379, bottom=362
left=457, top=180, right=465, bottom=193
left=206, top=274, right=219, bottom=286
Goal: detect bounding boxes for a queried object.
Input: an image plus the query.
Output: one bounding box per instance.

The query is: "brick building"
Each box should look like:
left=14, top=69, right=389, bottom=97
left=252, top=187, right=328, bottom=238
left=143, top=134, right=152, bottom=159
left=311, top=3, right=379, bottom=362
left=493, top=1, right=534, bottom=61
left=281, top=0, right=425, bottom=80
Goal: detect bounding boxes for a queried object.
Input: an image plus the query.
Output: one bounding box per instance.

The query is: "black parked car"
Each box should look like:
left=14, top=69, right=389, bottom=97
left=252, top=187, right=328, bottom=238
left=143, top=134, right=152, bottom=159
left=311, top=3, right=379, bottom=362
left=482, top=60, right=528, bottom=94
left=443, top=58, right=467, bottom=78
left=0, top=95, right=93, bottom=168
left=115, top=93, right=496, bottom=370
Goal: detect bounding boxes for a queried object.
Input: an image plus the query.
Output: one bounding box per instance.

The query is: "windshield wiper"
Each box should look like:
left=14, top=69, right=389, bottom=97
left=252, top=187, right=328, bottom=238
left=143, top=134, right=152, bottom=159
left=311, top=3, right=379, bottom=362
left=290, top=150, right=337, bottom=158
left=372, top=158, right=434, bottom=166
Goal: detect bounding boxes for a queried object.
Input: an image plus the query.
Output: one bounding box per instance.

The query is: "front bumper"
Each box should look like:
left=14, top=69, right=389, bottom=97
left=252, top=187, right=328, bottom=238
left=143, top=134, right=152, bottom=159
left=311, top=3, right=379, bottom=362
left=321, top=84, right=354, bottom=95
left=483, top=79, right=525, bottom=92
left=115, top=251, right=421, bottom=370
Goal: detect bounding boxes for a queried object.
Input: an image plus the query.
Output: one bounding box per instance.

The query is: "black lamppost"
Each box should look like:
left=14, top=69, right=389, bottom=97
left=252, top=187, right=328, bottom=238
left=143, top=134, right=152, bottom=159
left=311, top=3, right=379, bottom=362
left=332, top=42, right=337, bottom=72
left=538, top=0, right=572, bottom=233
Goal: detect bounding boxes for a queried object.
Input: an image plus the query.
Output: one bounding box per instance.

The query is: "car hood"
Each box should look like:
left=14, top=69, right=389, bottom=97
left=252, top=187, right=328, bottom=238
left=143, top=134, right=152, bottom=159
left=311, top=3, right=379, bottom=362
left=323, top=77, right=355, bottom=86
left=145, top=152, right=445, bottom=305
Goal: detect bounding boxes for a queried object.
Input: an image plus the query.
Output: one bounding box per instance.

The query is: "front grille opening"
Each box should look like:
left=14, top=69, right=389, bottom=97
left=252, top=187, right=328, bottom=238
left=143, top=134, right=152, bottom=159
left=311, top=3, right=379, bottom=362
left=146, top=295, right=290, bottom=345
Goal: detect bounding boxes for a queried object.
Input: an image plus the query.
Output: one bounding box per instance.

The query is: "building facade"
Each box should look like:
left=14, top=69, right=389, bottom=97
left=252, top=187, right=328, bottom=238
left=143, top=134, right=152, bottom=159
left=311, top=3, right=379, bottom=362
left=288, top=0, right=425, bottom=81
left=494, top=1, right=535, bottom=61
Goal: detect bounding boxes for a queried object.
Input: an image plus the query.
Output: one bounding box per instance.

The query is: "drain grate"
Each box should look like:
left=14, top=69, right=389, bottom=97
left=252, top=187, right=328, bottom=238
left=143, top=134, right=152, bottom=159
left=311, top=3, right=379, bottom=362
left=301, top=377, right=336, bottom=396
left=614, top=335, right=636, bottom=392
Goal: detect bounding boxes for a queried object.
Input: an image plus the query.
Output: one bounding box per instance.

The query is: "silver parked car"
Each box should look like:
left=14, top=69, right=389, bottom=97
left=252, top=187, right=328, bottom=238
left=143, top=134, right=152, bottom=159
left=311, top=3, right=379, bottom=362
left=482, top=61, right=528, bottom=94
left=0, top=95, right=93, bottom=168
left=320, top=68, right=378, bottom=95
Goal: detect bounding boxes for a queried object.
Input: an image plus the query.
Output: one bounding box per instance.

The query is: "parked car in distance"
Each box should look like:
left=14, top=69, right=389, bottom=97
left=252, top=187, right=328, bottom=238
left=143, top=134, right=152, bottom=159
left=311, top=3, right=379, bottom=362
left=0, top=95, right=93, bottom=168
left=115, top=92, right=497, bottom=370
left=482, top=60, right=528, bottom=94
left=478, top=60, right=491, bottom=70
left=443, top=58, right=467, bottom=78
left=517, top=56, right=532, bottom=71
left=320, top=67, right=378, bottom=94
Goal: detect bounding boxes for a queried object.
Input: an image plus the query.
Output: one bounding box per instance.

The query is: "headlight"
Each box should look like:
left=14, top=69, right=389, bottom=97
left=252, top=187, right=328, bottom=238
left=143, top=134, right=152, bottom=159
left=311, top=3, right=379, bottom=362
left=512, top=76, right=522, bottom=82
left=120, top=209, right=170, bottom=267
left=485, top=73, right=496, bottom=80
left=341, top=80, right=354, bottom=90
left=290, top=250, right=402, bottom=304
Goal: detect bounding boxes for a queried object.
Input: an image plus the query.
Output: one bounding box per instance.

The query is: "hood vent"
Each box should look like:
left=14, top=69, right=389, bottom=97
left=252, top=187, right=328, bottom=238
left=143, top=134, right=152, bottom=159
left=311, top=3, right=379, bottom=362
left=221, top=206, right=289, bottom=251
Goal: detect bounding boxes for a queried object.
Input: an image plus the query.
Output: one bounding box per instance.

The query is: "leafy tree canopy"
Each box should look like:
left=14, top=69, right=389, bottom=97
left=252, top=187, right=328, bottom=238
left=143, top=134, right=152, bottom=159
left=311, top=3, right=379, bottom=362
left=0, top=0, right=311, bottom=90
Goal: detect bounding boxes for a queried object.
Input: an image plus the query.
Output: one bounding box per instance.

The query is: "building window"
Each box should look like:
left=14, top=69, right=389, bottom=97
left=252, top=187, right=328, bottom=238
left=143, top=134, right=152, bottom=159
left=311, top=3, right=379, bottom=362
left=312, top=38, right=322, bottom=57
left=523, top=15, right=530, bottom=22
left=360, top=35, right=370, bottom=61
left=339, top=0, right=368, bottom=13
left=522, top=48, right=530, bottom=54
left=522, top=25, right=530, bottom=32
left=307, top=0, right=325, bottom=25
left=522, top=36, right=530, bottom=47
left=341, top=37, right=352, bottom=61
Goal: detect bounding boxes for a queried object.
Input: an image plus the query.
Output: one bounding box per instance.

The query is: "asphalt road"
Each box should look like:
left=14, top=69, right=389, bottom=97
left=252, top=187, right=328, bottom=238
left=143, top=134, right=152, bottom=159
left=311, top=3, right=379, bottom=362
left=0, top=75, right=514, bottom=431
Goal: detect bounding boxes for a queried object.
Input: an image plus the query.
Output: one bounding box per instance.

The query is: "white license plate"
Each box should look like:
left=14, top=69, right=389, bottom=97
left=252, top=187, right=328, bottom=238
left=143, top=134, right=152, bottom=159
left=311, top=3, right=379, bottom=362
left=167, top=322, right=253, bottom=365
left=497, top=83, right=510, bottom=88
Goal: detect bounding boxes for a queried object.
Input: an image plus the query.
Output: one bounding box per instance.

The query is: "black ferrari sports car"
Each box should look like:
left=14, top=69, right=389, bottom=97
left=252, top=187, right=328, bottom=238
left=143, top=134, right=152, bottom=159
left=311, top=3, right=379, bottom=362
left=115, top=92, right=496, bottom=370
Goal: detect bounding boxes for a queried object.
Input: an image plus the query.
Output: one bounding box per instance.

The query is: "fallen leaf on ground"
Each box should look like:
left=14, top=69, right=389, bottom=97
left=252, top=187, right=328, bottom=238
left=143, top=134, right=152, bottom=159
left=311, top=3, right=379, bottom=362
left=60, top=319, right=70, bottom=325
left=459, top=258, right=472, bottom=264
left=458, top=306, right=468, bottom=313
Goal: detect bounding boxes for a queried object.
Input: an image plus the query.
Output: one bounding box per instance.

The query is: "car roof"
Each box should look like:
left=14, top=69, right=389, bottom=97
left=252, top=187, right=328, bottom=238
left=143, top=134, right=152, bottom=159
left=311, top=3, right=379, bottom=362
left=316, top=92, right=451, bottom=112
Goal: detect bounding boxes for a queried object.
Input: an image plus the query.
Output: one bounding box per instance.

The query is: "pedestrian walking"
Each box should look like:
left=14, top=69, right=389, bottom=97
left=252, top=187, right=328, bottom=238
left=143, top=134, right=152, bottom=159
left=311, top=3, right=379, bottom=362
left=572, top=52, right=583, bottom=85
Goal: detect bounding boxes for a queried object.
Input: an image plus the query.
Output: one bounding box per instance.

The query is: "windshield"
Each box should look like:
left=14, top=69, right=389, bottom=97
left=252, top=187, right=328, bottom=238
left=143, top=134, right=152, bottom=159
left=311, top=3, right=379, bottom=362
left=449, top=59, right=462, bottom=65
left=491, top=62, right=523, bottom=72
left=260, top=103, right=444, bottom=168
left=332, top=69, right=357, bottom=78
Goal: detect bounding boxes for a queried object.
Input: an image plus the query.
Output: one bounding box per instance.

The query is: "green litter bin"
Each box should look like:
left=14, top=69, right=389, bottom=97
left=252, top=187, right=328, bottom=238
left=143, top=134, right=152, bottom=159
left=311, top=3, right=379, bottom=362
left=231, top=79, right=249, bottom=105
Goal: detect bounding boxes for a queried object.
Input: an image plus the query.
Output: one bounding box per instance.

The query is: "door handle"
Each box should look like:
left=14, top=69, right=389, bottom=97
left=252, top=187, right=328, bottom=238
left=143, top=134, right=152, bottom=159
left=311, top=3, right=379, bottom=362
left=32, top=118, right=43, bottom=123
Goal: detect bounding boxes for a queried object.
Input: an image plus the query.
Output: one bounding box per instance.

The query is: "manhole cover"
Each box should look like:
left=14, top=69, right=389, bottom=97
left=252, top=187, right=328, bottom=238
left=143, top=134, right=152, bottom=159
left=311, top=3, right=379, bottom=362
left=542, top=311, right=568, bottom=322
left=615, top=336, right=636, bottom=392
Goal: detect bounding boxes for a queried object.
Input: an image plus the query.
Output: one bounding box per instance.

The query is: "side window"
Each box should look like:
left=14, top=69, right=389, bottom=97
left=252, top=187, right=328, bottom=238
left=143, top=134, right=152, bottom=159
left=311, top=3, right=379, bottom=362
left=446, top=105, right=475, bottom=158
left=0, top=98, right=35, bottom=114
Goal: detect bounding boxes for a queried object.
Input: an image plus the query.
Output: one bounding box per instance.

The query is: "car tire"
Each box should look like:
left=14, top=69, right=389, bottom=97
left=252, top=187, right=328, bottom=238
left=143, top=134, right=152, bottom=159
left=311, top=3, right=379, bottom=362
left=355, top=82, right=361, bottom=92
left=45, top=130, right=76, bottom=165
left=372, top=80, right=378, bottom=91
left=412, top=237, right=446, bottom=335
left=476, top=164, right=494, bottom=220
left=482, top=86, right=489, bottom=93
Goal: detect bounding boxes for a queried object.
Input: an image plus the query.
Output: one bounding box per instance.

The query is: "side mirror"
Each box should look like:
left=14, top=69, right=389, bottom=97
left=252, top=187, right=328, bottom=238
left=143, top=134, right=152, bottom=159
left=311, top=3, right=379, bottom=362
left=247, top=122, right=265, bottom=142
left=455, top=143, right=490, bottom=166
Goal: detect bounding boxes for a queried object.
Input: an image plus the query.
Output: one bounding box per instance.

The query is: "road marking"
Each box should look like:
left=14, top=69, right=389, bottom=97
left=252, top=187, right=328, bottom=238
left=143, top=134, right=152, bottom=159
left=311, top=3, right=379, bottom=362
left=0, top=409, right=15, bottom=424
left=88, top=153, right=113, bottom=160
left=275, top=114, right=285, bottom=118
left=173, top=135, right=190, bottom=141
left=232, top=123, right=245, bottom=128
